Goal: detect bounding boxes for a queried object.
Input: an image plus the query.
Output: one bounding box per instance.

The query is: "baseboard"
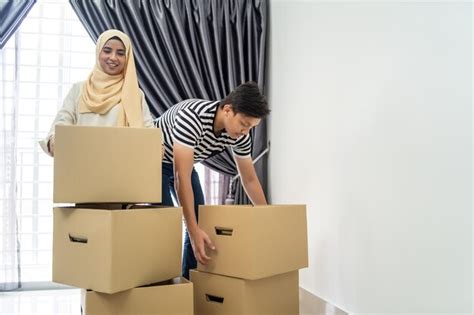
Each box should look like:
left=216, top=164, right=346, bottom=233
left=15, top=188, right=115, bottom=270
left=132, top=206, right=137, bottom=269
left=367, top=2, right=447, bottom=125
left=0, top=281, right=74, bottom=292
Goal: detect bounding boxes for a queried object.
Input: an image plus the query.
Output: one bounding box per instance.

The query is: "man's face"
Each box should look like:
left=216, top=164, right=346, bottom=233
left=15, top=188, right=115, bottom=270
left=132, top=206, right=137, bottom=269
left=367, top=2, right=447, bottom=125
left=99, top=39, right=126, bottom=75
left=224, top=106, right=261, bottom=139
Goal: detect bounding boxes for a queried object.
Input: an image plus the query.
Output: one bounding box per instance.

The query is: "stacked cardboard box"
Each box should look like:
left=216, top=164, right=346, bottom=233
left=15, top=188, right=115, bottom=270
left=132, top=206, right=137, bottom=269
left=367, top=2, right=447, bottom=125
left=52, top=125, right=193, bottom=314
left=191, top=204, right=308, bottom=315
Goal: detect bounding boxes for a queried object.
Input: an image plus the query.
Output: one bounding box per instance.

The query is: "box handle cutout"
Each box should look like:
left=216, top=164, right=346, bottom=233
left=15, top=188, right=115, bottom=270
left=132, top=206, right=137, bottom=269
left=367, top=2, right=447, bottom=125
left=215, top=227, right=233, bottom=236
left=206, top=294, right=224, bottom=304
left=68, top=234, right=88, bottom=244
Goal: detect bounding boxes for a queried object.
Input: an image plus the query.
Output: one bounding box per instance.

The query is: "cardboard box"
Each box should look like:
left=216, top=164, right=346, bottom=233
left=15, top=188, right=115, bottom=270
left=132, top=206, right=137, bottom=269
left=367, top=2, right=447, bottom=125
left=81, top=277, right=193, bottom=315
left=53, top=206, right=182, bottom=294
left=54, top=125, right=162, bottom=203
left=190, top=270, right=299, bottom=315
left=197, top=204, right=308, bottom=279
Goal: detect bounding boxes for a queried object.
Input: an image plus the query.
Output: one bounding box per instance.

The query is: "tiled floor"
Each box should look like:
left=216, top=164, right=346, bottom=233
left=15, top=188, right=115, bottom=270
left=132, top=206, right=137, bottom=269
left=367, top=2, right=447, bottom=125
left=0, top=289, right=81, bottom=315
left=0, top=287, right=347, bottom=315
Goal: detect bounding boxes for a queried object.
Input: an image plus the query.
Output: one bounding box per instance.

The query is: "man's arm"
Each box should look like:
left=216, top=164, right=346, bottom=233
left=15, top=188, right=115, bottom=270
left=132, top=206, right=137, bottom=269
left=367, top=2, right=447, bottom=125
left=234, top=156, right=267, bottom=205
left=173, top=142, right=215, bottom=265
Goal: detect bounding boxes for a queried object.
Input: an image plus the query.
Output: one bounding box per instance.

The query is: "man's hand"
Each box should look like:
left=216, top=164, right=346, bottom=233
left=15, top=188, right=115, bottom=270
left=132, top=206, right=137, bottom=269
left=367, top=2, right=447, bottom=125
left=173, top=142, right=216, bottom=265
left=189, top=226, right=215, bottom=265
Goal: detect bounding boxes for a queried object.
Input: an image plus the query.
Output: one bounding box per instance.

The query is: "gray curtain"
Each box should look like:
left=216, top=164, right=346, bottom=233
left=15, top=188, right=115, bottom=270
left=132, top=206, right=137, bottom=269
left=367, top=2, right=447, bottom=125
left=69, top=0, right=268, bottom=204
left=0, top=0, right=37, bottom=49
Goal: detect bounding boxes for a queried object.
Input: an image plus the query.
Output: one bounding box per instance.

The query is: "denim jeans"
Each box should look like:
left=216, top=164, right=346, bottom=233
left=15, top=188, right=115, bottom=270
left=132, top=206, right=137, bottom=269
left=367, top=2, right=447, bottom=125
left=160, top=162, right=204, bottom=279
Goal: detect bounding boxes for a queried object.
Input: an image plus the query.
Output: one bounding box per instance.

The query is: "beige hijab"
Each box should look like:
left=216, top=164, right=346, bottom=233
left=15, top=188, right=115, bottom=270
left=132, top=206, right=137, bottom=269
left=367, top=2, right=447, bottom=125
left=79, top=29, right=143, bottom=127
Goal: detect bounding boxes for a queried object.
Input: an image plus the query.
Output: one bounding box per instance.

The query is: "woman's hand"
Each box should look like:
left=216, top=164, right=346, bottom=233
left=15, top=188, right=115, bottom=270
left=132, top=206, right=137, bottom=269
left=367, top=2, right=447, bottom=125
left=48, top=136, right=55, bottom=157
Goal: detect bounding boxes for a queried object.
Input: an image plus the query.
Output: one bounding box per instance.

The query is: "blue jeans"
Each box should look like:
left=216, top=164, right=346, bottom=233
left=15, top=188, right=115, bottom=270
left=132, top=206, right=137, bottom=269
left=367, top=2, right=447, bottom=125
left=160, top=162, right=204, bottom=279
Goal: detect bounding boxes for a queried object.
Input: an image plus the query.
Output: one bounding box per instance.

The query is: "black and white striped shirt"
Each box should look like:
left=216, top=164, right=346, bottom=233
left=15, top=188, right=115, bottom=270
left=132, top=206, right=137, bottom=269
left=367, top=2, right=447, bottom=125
left=156, top=99, right=252, bottom=164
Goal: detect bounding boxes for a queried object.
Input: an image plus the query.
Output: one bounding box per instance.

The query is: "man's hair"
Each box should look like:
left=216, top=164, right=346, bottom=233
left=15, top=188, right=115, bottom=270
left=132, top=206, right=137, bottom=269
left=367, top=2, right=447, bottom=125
left=220, top=81, right=270, bottom=118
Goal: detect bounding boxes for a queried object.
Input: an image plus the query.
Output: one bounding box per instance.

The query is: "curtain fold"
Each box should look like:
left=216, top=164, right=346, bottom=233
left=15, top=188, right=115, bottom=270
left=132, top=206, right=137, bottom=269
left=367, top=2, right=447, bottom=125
left=0, top=0, right=37, bottom=49
left=70, top=0, right=268, bottom=204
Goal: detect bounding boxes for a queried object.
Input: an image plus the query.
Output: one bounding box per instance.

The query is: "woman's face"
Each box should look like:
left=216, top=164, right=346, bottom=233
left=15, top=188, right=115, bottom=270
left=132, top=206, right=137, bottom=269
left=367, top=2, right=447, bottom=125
left=99, top=38, right=126, bottom=75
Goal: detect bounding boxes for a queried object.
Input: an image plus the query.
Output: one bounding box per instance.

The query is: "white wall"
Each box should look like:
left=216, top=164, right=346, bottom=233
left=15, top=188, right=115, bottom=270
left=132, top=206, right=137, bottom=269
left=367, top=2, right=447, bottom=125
left=268, top=1, right=472, bottom=313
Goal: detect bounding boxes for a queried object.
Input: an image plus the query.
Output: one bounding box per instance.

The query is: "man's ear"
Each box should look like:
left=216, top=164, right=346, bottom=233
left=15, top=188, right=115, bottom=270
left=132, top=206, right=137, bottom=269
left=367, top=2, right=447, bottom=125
left=223, top=104, right=234, bottom=115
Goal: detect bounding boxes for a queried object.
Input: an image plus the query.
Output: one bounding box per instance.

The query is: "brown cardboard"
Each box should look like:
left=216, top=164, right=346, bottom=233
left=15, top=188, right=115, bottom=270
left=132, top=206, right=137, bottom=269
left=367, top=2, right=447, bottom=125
left=81, top=277, right=193, bottom=315
left=190, top=270, right=299, bottom=315
left=197, top=204, right=308, bottom=279
left=53, top=125, right=162, bottom=203
left=53, top=206, right=182, bottom=294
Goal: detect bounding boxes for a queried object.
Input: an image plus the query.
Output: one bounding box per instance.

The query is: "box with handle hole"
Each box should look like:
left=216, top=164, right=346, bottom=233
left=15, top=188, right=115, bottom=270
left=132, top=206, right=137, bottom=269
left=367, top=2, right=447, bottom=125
left=190, top=269, right=298, bottom=315
left=197, top=204, right=308, bottom=280
left=53, top=205, right=182, bottom=294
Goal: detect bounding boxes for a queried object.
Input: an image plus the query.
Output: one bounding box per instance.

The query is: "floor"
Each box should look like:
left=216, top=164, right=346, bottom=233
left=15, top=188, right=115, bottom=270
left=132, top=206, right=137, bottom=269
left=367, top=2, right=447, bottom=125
left=0, top=289, right=81, bottom=315
left=299, top=287, right=348, bottom=315
left=0, top=287, right=348, bottom=315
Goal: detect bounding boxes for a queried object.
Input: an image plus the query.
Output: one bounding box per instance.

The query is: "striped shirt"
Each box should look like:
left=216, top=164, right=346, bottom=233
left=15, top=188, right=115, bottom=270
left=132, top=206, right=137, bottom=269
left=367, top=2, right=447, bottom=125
left=156, top=99, right=252, bottom=164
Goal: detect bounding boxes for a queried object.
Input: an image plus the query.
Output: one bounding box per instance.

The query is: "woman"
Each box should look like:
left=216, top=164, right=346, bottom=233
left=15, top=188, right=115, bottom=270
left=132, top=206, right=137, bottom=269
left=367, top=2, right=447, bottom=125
left=39, top=29, right=154, bottom=156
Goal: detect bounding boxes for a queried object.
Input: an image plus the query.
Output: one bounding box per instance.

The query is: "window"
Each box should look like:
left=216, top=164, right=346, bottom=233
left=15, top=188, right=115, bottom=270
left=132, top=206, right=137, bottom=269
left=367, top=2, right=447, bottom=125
left=195, top=163, right=226, bottom=205
left=1, top=0, right=95, bottom=283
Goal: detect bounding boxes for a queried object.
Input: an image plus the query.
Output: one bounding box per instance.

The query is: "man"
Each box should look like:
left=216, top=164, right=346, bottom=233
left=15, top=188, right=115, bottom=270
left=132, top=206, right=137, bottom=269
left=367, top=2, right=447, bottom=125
left=156, top=81, right=270, bottom=279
